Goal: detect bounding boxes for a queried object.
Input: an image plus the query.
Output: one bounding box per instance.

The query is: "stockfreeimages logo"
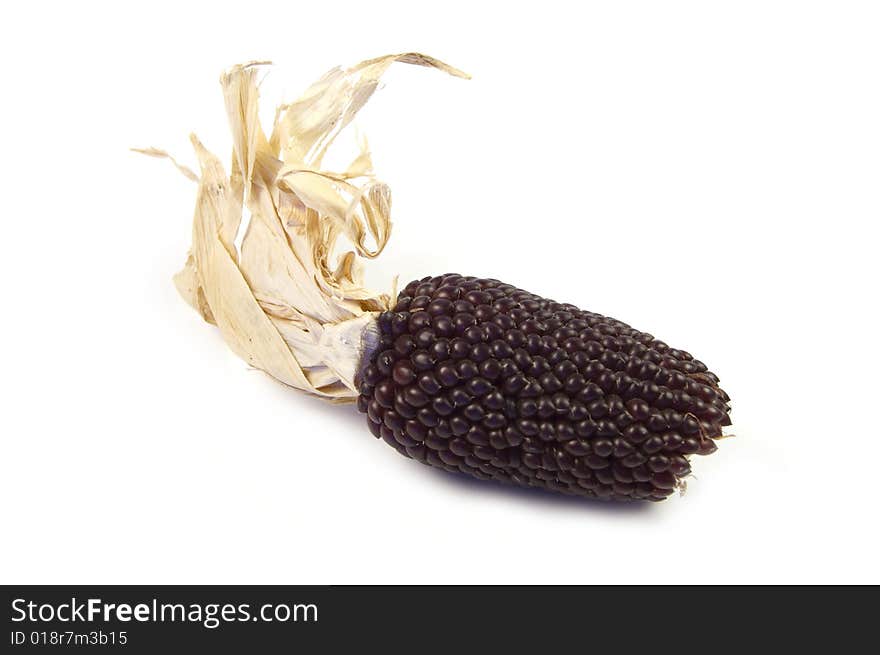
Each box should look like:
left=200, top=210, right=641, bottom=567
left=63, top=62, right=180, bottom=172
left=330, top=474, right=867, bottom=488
left=11, top=598, right=318, bottom=629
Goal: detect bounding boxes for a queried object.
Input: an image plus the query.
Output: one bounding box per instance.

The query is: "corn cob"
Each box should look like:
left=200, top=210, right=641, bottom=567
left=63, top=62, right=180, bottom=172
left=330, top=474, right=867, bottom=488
left=358, top=275, right=729, bottom=501
left=142, top=53, right=731, bottom=502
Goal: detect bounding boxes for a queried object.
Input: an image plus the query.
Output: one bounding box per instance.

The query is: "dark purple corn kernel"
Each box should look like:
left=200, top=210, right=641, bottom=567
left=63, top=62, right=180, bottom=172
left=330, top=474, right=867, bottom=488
left=357, top=275, right=731, bottom=502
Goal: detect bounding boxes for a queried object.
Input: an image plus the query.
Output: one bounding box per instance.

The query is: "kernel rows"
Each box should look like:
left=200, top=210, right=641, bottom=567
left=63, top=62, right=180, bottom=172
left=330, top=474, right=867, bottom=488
left=357, top=274, right=730, bottom=501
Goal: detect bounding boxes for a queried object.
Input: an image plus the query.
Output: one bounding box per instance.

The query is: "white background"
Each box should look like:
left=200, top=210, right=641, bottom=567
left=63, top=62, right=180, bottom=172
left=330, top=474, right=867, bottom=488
left=1, top=1, right=878, bottom=584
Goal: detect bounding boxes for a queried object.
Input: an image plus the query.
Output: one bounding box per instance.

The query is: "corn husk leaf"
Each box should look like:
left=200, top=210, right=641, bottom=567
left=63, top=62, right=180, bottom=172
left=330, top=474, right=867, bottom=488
left=140, top=54, right=467, bottom=400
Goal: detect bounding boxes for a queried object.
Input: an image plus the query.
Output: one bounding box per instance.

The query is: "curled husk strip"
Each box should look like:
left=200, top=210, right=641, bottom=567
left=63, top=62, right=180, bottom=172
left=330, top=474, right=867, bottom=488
left=138, top=54, right=468, bottom=401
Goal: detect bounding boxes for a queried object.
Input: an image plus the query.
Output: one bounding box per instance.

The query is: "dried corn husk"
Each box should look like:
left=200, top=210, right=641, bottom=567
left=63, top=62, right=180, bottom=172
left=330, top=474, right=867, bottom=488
left=137, top=54, right=468, bottom=401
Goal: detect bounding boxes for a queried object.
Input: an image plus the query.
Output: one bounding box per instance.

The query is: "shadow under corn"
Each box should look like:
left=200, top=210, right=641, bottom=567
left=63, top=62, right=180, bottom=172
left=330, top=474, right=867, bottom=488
left=420, top=465, right=659, bottom=516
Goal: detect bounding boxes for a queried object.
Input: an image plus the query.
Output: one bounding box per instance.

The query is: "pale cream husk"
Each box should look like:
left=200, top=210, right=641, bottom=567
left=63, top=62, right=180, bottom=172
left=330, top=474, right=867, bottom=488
left=138, top=53, right=468, bottom=401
